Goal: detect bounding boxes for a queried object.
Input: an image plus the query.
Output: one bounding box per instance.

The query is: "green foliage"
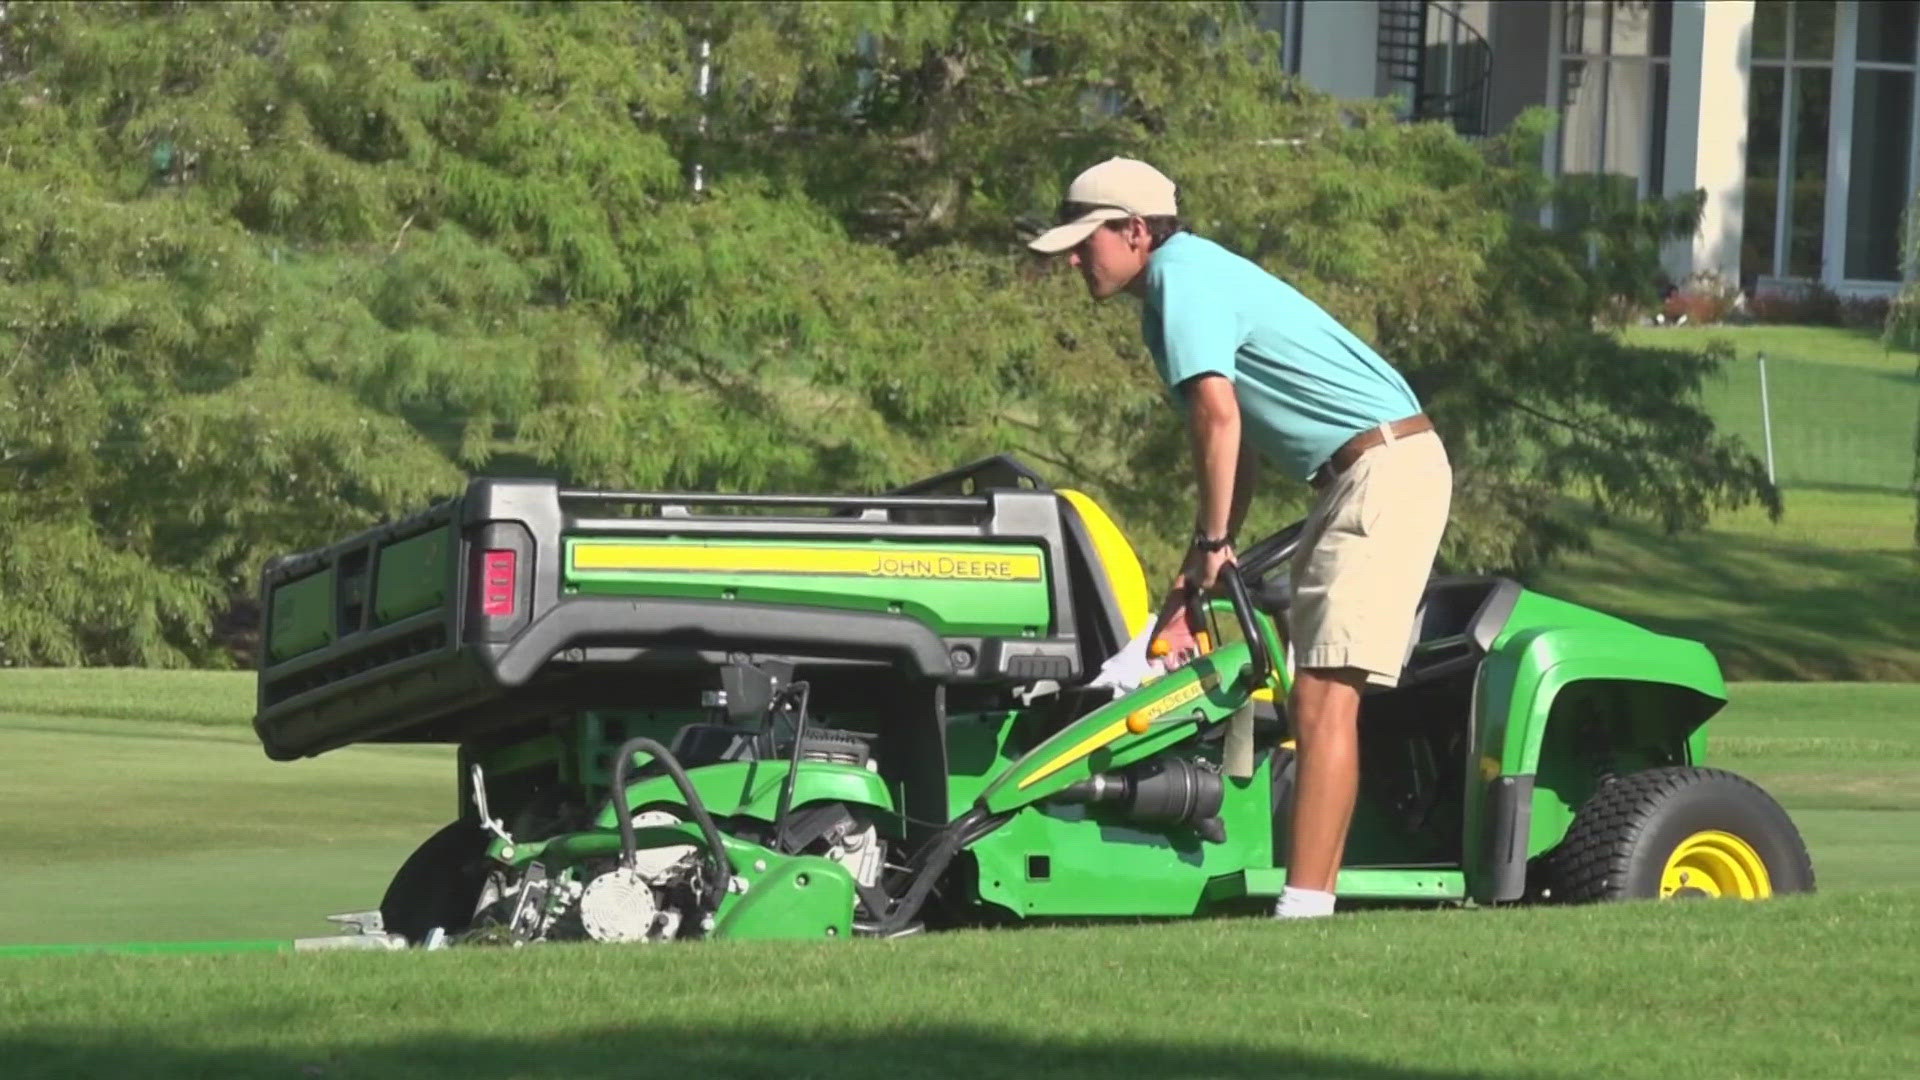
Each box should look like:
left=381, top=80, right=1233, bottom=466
left=0, top=1, right=1777, bottom=665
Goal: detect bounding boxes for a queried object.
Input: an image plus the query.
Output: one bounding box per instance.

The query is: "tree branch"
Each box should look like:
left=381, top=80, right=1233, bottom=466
left=1478, top=388, right=1645, bottom=454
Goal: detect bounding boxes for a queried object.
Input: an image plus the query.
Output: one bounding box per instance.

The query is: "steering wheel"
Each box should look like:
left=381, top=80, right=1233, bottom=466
left=1235, top=518, right=1308, bottom=591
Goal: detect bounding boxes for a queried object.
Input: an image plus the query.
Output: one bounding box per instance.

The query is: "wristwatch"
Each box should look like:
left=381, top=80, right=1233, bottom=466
left=1191, top=531, right=1234, bottom=553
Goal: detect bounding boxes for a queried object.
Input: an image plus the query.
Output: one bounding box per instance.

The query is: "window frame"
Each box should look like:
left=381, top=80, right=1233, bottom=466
left=1548, top=1, right=1674, bottom=200
left=1751, top=0, right=1920, bottom=288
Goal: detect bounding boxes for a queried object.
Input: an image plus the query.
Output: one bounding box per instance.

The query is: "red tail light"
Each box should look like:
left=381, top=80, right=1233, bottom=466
left=480, top=550, right=517, bottom=617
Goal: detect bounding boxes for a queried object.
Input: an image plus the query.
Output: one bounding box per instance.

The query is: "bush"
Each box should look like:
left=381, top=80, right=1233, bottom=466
left=1747, top=280, right=1840, bottom=325
left=1654, top=269, right=1741, bottom=327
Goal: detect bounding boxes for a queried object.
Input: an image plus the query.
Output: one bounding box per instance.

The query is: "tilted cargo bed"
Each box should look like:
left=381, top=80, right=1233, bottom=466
left=251, top=458, right=1138, bottom=760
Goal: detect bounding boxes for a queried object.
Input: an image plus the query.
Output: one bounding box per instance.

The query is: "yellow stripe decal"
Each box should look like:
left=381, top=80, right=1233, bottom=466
left=572, top=544, right=1043, bottom=582
left=1017, top=672, right=1221, bottom=790
left=1018, top=719, right=1129, bottom=790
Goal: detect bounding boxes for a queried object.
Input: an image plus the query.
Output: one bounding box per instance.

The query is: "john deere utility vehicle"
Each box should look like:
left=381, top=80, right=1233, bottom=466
left=253, top=456, right=1812, bottom=948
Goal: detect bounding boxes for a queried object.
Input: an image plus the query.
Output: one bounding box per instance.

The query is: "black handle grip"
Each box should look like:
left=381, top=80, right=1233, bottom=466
left=1219, top=563, right=1274, bottom=690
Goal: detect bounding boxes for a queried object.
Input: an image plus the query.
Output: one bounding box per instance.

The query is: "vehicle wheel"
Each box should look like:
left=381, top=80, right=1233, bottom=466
left=1541, top=767, right=1814, bottom=903
left=380, top=820, right=491, bottom=943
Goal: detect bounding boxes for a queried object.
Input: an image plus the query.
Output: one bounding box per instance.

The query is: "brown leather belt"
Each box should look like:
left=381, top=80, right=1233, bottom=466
left=1309, top=413, right=1435, bottom=490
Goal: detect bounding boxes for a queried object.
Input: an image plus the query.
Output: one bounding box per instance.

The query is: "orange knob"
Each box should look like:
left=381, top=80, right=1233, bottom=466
left=1149, top=638, right=1171, bottom=659
left=1126, top=711, right=1152, bottom=734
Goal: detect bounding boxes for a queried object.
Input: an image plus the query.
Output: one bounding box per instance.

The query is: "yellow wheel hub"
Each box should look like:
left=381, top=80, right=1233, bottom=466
left=1659, top=830, right=1772, bottom=899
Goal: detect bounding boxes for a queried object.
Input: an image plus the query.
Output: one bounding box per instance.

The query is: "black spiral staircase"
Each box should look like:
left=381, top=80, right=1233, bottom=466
left=1376, top=0, right=1493, bottom=137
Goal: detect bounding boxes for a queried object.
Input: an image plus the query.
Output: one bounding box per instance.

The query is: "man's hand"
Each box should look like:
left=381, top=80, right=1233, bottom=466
left=1147, top=543, right=1234, bottom=670
left=1183, top=542, right=1236, bottom=593
left=1147, top=575, right=1200, bottom=666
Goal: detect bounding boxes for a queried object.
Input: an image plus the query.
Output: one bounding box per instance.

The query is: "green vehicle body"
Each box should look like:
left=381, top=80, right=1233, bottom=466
left=250, top=457, right=1774, bottom=945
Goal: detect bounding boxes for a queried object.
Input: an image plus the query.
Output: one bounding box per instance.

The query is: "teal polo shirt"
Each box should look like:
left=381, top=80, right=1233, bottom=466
left=1140, top=233, right=1422, bottom=481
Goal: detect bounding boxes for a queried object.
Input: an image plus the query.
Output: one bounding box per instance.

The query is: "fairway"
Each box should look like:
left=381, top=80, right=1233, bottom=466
left=3, top=671, right=1918, bottom=1079
left=2, top=671, right=1915, bottom=941
left=5, top=893, right=1920, bottom=1080
left=0, top=673, right=449, bottom=947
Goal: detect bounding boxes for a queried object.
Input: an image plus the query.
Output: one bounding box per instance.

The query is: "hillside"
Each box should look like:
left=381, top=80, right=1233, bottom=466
left=1529, top=325, right=1918, bottom=679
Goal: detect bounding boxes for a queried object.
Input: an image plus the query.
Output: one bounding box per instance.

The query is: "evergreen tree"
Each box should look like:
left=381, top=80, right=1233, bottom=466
left=0, top=1, right=1776, bottom=666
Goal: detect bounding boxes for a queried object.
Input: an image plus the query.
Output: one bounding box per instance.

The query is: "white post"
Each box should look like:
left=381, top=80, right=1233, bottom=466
left=1758, top=350, right=1777, bottom=486
left=693, top=38, right=712, bottom=194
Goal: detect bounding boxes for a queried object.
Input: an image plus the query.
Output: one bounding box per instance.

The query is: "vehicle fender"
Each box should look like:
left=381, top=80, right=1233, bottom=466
left=1474, top=625, right=1726, bottom=779
left=1466, top=626, right=1725, bottom=904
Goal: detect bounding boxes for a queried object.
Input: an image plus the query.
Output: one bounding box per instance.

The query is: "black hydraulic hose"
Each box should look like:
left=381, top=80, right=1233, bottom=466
left=872, top=807, right=1009, bottom=934
left=611, top=737, right=732, bottom=908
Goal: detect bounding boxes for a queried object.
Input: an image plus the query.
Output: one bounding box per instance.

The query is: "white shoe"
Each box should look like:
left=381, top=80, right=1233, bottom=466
left=1272, top=886, right=1336, bottom=919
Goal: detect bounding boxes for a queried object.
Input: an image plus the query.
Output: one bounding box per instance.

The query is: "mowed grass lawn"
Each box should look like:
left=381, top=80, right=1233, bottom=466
left=3, top=670, right=1919, bottom=1079
left=1621, top=323, right=1915, bottom=492
left=1531, top=325, right=1918, bottom=679
left=5, top=895, right=1918, bottom=1080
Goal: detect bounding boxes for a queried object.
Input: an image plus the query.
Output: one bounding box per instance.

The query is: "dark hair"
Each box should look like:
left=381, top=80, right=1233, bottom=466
left=1104, top=215, right=1189, bottom=249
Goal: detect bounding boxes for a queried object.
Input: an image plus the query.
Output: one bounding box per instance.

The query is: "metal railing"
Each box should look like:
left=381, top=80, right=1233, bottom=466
left=1377, top=1, right=1494, bottom=137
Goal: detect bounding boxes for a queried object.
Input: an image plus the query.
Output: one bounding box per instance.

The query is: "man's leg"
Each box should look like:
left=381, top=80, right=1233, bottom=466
left=1272, top=429, right=1452, bottom=919
left=1285, top=666, right=1368, bottom=893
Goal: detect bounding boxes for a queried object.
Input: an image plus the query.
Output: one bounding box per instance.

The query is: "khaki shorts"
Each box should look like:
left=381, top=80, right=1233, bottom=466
left=1287, top=427, right=1452, bottom=688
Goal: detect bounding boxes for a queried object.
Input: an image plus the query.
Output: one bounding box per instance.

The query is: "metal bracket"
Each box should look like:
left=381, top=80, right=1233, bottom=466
left=470, top=762, right=516, bottom=858
left=323, top=909, right=385, bottom=936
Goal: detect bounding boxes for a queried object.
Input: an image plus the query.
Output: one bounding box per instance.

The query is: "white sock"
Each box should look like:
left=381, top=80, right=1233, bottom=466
left=1273, top=886, right=1336, bottom=919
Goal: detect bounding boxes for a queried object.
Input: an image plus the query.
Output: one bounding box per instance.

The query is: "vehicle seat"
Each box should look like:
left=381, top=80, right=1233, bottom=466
left=1392, top=577, right=1522, bottom=688
left=1252, top=573, right=1520, bottom=689
left=1055, top=490, right=1151, bottom=681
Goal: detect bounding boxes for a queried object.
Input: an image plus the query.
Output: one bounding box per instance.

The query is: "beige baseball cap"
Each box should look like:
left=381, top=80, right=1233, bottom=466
left=1026, top=157, right=1178, bottom=254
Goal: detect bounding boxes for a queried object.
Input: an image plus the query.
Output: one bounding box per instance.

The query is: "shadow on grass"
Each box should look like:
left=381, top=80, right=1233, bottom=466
left=1, top=1025, right=1570, bottom=1080
left=1526, top=516, right=1920, bottom=680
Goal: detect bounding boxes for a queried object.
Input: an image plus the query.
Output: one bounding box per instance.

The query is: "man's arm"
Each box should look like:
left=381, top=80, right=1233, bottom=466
left=1184, top=374, right=1240, bottom=543
left=1146, top=374, right=1242, bottom=654
left=1228, top=438, right=1259, bottom=543
left=1142, top=263, right=1244, bottom=653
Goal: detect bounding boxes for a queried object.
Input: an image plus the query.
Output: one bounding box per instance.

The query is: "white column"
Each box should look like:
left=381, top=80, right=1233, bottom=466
left=1823, top=1, right=1857, bottom=288
left=1296, top=0, right=1384, bottom=103
left=1662, top=0, right=1756, bottom=283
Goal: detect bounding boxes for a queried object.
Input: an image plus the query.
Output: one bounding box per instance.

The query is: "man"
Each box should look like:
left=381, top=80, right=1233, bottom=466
left=1028, top=157, right=1452, bottom=920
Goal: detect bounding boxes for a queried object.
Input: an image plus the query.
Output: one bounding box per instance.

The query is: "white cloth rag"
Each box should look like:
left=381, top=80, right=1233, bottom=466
left=1086, top=623, right=1165, bottom=695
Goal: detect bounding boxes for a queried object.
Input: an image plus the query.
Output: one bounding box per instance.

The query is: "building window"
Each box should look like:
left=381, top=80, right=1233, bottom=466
left=1747, top=0, right=1919, bottom=286
left=1844, top=3, right=1919, bottom=281
left=1746, top=2, right=1839, bottom=281
left=1555, top=1, right=1672, bottom=198
left=1248, top=1, right=1305, bottom=76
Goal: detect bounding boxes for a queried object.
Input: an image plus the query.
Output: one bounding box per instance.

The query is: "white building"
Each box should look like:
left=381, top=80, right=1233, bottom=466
left=1258, top=1, right=1918, bottom=298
